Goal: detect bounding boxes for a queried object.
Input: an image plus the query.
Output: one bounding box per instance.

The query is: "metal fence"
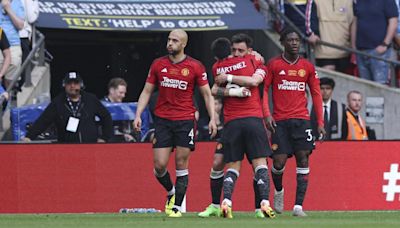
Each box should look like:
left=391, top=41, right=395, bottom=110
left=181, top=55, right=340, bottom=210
left=266, top=0, right=400, bottom=87
left=0, top=28, right=46, bottom=132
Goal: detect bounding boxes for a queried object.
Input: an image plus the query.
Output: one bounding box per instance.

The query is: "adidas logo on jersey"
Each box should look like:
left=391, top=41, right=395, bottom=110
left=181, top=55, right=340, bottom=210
left=279, top=70, right=286, bottom=75
left=257, top=179, right=265, bottom=185
left=161, top=68, right=168, bottom=73
left=224, top=177, right=234, bottom=183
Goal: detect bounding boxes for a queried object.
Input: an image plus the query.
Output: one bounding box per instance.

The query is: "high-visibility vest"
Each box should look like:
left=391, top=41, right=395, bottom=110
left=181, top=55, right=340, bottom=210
left=346, top=110, right=368, bottom=140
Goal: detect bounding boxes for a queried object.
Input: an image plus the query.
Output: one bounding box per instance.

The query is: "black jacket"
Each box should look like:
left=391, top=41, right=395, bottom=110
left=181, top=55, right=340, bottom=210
left=310, top=100, right=345, bottom=140
left=26, top=91, right=112, bottom=143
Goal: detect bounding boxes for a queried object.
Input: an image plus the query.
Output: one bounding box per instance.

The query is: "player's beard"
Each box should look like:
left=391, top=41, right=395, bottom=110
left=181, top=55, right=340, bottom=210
left=168, top=49, right=180, bottom=56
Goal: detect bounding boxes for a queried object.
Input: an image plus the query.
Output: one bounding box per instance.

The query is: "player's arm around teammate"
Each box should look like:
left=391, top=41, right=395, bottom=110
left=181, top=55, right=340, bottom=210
left=214, top=68, right=265, bottom=88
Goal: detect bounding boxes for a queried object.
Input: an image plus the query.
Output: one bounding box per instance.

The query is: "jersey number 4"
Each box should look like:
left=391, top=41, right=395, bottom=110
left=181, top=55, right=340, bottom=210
left=188, top=128, right=194, bottom=145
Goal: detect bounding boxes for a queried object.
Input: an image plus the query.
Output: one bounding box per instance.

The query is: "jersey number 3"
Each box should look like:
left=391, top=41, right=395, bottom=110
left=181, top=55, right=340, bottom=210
left=305, top=129, right=313, bottom=142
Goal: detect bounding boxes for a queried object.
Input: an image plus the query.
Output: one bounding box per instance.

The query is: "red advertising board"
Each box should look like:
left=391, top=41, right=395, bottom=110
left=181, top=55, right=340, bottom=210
left=0, top=142, right=399, bottom=213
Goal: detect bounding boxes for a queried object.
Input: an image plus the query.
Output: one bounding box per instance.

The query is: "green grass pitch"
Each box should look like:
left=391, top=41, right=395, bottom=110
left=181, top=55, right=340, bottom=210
left=0, top=211, right=399, bottom=228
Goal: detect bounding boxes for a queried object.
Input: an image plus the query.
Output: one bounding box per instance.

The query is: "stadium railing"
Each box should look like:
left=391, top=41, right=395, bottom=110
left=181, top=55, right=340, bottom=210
left=0, top=28, right=46, bottom=132
left=267, top=0, right=400, bottom=87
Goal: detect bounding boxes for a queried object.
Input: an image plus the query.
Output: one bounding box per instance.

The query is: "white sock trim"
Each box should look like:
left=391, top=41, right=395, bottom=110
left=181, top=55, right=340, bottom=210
left=255, top=165, right=268, bottom=173
left=167, top=186, right=175, bottom=196
left=293, top=205, right=303, bottom=210
left=271, top=166, right=285, bottom=175
left=226, top=168, right=239, bottom=177
left=176, top=169, right=189, bottom=177
left=210, top=168, right=224, bottom=179
left=211, top=203, right=220, bottom=208
left=296, top=167, right=310, bottom=175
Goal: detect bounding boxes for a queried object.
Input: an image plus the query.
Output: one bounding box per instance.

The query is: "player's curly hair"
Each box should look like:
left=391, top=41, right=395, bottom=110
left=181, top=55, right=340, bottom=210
left=279, top=27, right=301, bottom=42
left=211, top=37, right=231, bottom=60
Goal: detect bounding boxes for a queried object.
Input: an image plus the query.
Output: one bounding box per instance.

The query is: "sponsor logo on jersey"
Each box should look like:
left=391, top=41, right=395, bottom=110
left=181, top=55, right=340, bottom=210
left=298, top=69, right=306, bottom=77
left=279, top=70, right=286, bottom=75
left=277, top=80, right=305, bottom=91
left=288, top=70, right=297, bottom=76
left=161, top=68, right=168, bottom=73
left=160, top=77, right=188, bottom=90
left=216, top=61, right=247, bottom=74
left=181, top=68, right=190, bottom=76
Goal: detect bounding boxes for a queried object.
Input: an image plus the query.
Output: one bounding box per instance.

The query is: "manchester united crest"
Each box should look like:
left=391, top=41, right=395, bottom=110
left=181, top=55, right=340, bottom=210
left=298, top=69, right=306, bottom=77
left=181, top=68, right=190, bottom=77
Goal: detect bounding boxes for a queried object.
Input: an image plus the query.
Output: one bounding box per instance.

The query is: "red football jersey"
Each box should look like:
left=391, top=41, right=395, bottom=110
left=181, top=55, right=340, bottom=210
left=147, top=55, right=208, bottom=121
left=263, top=55, right=324, bottom=127
left=212, top=55, right=266, bottom=123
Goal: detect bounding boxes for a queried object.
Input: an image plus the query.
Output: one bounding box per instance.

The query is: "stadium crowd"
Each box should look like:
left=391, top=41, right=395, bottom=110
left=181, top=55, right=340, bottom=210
left=253, top=0, right=400, bottom=86
left=0, top=0, right=39, bottom=101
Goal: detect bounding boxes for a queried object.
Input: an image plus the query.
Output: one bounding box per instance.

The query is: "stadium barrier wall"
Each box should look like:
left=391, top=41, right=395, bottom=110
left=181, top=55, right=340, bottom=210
left=0, top=141, right=399, bottom=213
left=10, top=102, right=152, bottom=141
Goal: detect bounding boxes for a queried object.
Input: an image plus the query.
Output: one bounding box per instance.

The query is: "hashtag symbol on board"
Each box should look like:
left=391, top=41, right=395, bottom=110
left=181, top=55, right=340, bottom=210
left=382, top=164, right=400, bottom=201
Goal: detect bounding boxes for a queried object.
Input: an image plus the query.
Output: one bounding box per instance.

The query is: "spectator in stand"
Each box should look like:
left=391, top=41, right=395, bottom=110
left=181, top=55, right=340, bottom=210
left=342, top=90, right=368, bottom=140
left=393, top=0, right=400, bottom=87
left=0, top=0, right=24, bottom=89
left=351, top=0, right=398, bottom=85
left=18, top=0, right=39, bottom=89
left=252, top=0, right=280, bottom=30
left=284, top=0, right=320, bottom=45
left=0, top=27, right=11, bottom=102
left=394, top=0, right=400, bottom=47
left=0, top=83, right=8, bottom=101
left=314, top=0, right=354, bottom=73
left=103, top=77, right=138, bottom=142
left=310, top=77, right=345, bottom=140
